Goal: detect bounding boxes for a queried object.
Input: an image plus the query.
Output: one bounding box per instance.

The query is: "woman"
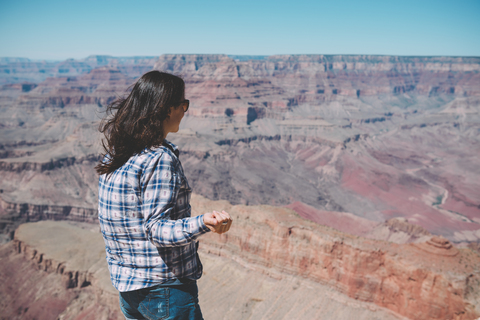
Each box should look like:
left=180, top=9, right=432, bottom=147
left=96, top=71, right=232, bottom=320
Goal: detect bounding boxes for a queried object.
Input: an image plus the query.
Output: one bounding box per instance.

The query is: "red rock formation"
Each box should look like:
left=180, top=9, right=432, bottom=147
left=0, top=241, right=80, bottom=320
left=3, top=218, right=412, bottom=320
left=192, top=195, right=480, bottom=320
left=2, top=196, right=480, bottom=319
left=1, top=53, right=479, bottom=244
left=153, top=54, right=480, bottom=108
left=3, top=201, right=479, bottom=320
left=0, top=223, right=121, bottom=320
left=414, top=236, right=459, bottom=256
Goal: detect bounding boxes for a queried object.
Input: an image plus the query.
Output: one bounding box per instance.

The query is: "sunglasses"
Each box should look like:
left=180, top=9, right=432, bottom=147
left=180, top=99, right=189, bottom=112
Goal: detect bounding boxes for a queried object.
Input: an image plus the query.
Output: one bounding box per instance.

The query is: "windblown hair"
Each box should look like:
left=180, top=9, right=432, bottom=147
left=95, top=71, right=185, bottom=175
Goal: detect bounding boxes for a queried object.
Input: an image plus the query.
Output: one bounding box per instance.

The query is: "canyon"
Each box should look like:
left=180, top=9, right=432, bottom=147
left=0, top=54, right=479, bottom=319
left=2, top=195, right=479, bottom=320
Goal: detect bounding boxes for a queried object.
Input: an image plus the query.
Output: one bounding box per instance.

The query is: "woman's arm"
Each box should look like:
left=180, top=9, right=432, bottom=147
left=141, top=151, right=210, bottom=248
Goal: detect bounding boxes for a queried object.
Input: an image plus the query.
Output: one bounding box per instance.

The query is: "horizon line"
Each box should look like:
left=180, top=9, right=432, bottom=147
left=2, top=53, right=480, bottom=62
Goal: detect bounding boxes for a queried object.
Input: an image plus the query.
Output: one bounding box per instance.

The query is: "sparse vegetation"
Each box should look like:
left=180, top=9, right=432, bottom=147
left=225, top=108, right=234, bottom=117
left=432, top=195, right=443, bottom=206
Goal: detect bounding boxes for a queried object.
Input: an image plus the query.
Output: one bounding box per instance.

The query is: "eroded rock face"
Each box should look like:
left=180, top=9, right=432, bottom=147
left=0, top=221, right=121, bottom=320
left=5, top=199, right=480, bottom=320
left=0, top=55, right=157, bottom=85
left=364, top=217, right=433, bottom=244
left=414, top=236, right=459, bottom=256
left=0, top=54, right=479, bottom=244
left=191, top=195, right=480, bottom=320
left=155, top=55, right=480, bottom=105
left=3, top=218, right=409, bottom=320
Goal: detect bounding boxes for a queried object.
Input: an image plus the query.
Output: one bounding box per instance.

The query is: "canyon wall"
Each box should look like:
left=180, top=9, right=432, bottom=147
left=1, top=218, right=406, bottom=320
left=1, top=53, right=479, bottom=243
left=0, top=55, right=156, bottom=85
left=0, top=54, right=479, bottom=318
left=2, top=196, right=479, bottom=319
left=0, top=221, right=122, bottom=320
left=194, top=195, right=480, bottom=320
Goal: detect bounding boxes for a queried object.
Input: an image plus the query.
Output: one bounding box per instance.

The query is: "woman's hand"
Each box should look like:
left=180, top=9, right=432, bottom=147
left=203, top=210, right=232, bottom=234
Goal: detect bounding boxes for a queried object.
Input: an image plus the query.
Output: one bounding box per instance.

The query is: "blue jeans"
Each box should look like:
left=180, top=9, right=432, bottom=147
left=119, top=280, right=203, bottom=320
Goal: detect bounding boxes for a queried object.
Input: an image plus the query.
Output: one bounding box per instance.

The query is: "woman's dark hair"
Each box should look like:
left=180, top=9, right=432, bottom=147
left=95, top=71, right=185, bottom=175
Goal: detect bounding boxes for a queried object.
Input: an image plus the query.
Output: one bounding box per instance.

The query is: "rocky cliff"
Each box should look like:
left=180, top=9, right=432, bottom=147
left=0, top=55, right=157, bottom=85
left=0, top=221, right=122, bottom=320
left=2, top=196, right=479, bottom=320
left=155, top=54, right=480, bottom=108
left=1, top=54, right=479, bottom=244
left=193, top=195, right=480, bottom=320
left=1, top=218, right=406, bottom=320
left=0, top=54, right=479, bottom=319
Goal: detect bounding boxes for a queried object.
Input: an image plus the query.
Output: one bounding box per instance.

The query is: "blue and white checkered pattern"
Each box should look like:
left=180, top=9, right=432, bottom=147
left=98, top=140, right=210, bottom=292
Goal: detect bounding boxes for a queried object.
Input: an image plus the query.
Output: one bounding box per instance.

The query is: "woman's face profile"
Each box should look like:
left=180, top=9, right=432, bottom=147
left=163, top=98, right=188, bottom=136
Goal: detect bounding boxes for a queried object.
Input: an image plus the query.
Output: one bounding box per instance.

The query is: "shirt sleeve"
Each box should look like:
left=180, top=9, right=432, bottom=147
left=141, top=151, right=210, bottom=248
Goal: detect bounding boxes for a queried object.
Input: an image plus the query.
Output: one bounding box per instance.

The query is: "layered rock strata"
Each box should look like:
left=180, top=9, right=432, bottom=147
left=3, top=219, right=405, bottom=320
left=3, top=195, right=480, bottom=320
left=193, top=195, right=480, bottom=320
left=0, top=55, right=157, bottom=85
left=155, top=55, right=480, bottom=107
left=0, top=54, right=479, bottom=244
left=0, top=221, right=121, bottom=320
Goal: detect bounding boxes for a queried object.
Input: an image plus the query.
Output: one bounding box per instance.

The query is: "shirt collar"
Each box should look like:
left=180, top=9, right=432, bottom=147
left=162, top=139, right=180, bottom=158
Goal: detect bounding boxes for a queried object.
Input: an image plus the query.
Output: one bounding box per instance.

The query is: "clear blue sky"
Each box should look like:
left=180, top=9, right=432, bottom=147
left=0, top=0, right=479, bottom=60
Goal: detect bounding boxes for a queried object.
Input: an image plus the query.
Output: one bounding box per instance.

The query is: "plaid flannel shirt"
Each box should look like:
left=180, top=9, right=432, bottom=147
left=98, top=140, right=210, bottom=292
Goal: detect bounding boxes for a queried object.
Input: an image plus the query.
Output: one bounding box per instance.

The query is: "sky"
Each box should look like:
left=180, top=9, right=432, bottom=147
left=0, top=0, right=479, bottom=60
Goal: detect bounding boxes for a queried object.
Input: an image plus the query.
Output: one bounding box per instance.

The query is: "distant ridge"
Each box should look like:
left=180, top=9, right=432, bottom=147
left=228, top=55, right=269, bottom=61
